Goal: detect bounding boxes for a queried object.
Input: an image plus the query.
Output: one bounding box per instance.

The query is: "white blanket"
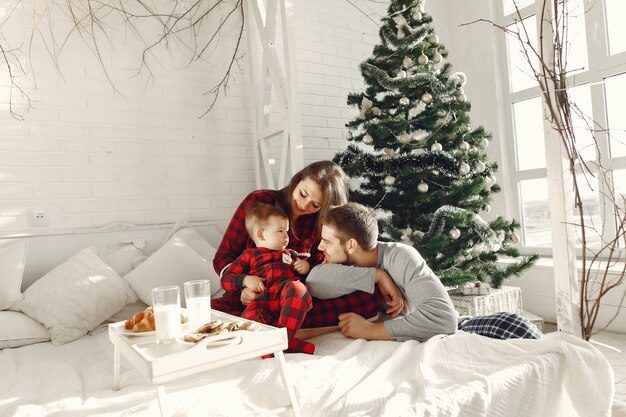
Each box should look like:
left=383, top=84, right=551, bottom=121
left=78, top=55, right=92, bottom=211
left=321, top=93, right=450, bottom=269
left=0, top=328, right=613, bottom=417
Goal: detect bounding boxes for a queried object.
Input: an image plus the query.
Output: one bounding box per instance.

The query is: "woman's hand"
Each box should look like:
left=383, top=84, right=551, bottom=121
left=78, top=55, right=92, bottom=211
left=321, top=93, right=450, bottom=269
left=293, top=259, right=310, bottom=275
left=240, top=287, right=257, bottom=305
left=375, top=268, right=407, bottom=317
left=242, top=275, right=265, bottom=293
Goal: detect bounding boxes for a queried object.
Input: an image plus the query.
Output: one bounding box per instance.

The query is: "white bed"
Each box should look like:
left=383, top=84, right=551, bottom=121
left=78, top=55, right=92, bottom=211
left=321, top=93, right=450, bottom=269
left=0, top=223, right=615, bottom=417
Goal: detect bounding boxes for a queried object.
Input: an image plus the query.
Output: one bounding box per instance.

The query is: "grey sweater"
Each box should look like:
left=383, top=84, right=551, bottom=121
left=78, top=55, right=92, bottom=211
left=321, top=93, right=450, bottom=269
left=306, top=242, right=458, bottom=342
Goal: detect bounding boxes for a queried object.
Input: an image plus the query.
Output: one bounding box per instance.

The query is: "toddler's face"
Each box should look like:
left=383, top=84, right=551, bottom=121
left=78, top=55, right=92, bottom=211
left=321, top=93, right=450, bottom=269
left=259, top=215, right=290, bottom=251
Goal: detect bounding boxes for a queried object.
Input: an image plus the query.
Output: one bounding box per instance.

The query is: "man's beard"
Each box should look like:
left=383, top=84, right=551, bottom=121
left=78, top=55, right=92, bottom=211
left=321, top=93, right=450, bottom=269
left=343, top=248, right=355, bottom=265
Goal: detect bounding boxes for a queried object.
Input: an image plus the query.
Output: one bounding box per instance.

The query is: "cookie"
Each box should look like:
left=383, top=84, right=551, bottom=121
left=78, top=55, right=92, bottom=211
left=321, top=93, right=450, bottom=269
left=184, top=333, right=209, bottom=343
left=226, top=321, right=244, bottom=332
left=238, top=321, right=260, bottom=331
left=196, top=320, right=223, bottom=334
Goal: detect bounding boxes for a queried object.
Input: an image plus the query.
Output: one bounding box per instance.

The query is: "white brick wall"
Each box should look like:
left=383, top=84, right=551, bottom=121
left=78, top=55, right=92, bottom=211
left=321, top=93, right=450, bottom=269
left=0, top=0, right=384, bottom=233
left=293, top=0, right=386, bottom=166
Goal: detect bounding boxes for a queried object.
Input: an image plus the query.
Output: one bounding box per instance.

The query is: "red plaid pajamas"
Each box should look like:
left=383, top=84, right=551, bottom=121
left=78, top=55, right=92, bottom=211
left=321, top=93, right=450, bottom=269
left=212, top=190, right=381, bottom=334
left=220, top=247, right=314, bottom=353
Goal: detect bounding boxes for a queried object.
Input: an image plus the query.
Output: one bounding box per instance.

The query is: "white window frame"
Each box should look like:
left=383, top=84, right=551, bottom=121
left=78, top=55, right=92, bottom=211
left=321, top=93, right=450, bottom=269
left=492, top=0, right=626, bottom=258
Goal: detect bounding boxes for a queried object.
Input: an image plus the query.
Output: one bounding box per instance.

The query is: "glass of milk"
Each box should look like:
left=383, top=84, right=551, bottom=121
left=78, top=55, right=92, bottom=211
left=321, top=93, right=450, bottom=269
left=151, top=285, right=181, bottom=344
left=184, top=280, right=211, bottom=331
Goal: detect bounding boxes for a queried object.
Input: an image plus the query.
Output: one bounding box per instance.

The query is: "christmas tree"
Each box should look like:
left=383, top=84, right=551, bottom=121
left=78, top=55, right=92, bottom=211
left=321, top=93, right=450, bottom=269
left=334, top=0, right=538, bottom=288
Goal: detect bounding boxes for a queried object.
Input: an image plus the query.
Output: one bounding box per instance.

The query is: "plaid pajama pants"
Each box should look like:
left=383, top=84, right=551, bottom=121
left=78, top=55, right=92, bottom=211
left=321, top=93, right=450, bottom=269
left=212, top=280, right=315, bottom=354
left=458, top=312, right=543, bottom=339
left=242, top=279, right=314, bottom=354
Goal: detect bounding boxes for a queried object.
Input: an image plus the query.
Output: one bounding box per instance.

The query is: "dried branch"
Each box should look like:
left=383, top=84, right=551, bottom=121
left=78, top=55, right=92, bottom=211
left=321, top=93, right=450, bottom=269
left=468, top=1, right=626, bottom=340
left=0, top=0, right=245, bottom=119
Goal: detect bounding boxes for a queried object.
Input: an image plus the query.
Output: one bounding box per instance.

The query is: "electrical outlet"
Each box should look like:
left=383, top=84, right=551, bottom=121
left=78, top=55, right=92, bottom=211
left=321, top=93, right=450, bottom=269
left=29, top=209, right=49, bottom=227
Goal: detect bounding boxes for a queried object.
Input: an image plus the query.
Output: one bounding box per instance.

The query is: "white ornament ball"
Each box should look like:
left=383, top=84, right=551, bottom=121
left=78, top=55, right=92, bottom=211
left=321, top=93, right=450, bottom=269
left=397, top=70, right=407, bottom=79
left=418, top=53, right=429, bottom=65
left=417, top=182, right=429, bottom=193
left=509, top=233, right=520, bottom=244
left=384, top=175, right=395, bottom=186
left=399, top=132, right=411, bottom=144
left=428, top=34, right=439, bottom=44
left=459, top=141, right=470, bottom=152
left=431, top=142, right=442, bottom=152
left=363, top=134, right=374, bottom=145
left=479, top=138, right=490, bottom=148
left=483, top=204, right=491, bottom=213
left=346, top=131, right=354, bottom=141
left=403, top=56, right=413, bottom=69
left=371, top=106, right=381, bottom=116
left=399, top=96, right=411, bottom=106
left=484, top=174, right=497, bottom=188
left=421, top=92, right=433, bottom=104
left=449, top=228, right=461, bottom=239
left=412, top=10, right=422, bottom=21
left=459, top=163, right=470, bottom=175
left=474, top=161, right=486, bottom=173
left=432, top=52, right=442, bottom=64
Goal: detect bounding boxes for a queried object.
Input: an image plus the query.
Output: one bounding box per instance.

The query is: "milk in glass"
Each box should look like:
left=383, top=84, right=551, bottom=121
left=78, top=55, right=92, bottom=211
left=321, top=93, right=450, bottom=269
left=186, top=296, right=211, bottom=329
left=154, top=304, right=181, bottom=344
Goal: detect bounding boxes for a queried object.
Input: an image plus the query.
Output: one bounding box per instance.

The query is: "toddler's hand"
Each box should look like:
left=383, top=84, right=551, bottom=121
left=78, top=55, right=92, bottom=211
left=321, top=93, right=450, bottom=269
left=293, top=259, right=310, bottom=275
left=243, top=275, right=265, bottom=293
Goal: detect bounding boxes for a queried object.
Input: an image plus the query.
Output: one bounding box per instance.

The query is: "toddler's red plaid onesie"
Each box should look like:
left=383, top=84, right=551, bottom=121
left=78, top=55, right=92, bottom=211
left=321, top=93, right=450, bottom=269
left=222, top=247, right=314, bottom=354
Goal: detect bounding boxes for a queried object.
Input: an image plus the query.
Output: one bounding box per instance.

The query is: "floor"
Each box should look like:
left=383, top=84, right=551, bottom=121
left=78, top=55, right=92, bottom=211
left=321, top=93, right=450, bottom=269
left=544, top=323, right=626, bottom=416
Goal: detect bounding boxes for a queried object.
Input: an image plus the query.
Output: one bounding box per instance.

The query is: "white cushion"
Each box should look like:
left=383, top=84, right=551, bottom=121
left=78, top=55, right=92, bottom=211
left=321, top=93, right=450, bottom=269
left=14, top=247, right=137, bottom=345
left=0, top=310, right=50, bottom=349
left=169, top=227, right=220, bottom=296
left=99, top=239, right=146, bottom=276
left=0, top=240, right=27, bottom=310
left=124, top=238, right=216, bottom=306
left=106, top=299, right=149, bottom=324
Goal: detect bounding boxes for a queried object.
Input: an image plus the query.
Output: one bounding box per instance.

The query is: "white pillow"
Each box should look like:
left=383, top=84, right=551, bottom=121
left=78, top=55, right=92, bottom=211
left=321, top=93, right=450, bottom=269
left=106, top=299, right=149, bottom=324
left=99, top=239, right=146, bottom=276
left=169, top=227, right=220, bottom=296
left=0, top=240, right=27, bottom=310
left=0, top=310, right=50, bottom=349
left=124, top=239, right=216, bottom=306
left=14, top=247, right=137, bottom=345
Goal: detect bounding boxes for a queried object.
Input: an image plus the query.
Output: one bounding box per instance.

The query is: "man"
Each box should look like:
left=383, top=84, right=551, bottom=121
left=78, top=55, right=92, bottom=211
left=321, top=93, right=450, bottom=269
left=305, top=202, right=542, bottom=342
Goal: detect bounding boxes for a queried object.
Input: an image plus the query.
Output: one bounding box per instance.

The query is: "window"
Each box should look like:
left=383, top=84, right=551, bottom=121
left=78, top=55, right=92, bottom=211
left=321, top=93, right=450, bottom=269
left=497, top=0, right=626, bottom=255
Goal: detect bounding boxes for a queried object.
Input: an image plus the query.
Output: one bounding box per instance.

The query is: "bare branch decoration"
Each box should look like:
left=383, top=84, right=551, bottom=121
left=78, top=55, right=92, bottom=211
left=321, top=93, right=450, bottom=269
left=0, top=0, right=245, bottom=119
left=466, top=1, right=626, bottom=340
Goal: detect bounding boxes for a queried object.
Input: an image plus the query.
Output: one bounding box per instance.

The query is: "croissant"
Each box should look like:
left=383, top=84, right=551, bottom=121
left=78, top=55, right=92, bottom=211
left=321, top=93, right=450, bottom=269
left=132, top=313, right=155, bottom=333
left=124, top=306, right=155, bottom=332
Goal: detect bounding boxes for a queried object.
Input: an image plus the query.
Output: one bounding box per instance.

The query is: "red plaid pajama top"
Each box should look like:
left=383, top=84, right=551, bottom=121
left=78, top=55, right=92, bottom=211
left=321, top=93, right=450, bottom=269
left=213, top=189, right=381, bottom=328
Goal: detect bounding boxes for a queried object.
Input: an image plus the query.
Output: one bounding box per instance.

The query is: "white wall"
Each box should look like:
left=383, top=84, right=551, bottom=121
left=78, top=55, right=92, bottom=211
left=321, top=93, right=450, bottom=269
left=0, top=0, right=383, bottom=234
left=0, top=1, right=256, bottom=232
left=293, top=0, right=387, bottom=166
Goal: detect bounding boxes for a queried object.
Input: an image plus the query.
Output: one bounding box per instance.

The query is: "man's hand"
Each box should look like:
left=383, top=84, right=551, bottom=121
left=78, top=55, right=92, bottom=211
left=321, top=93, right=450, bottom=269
left=338, top=312, right=392, bottom=340
left=375, top=268, right=408, bottom=317
left=242, top=275, right=265, bottom=293
left=293, top=259, right=310, bottom=275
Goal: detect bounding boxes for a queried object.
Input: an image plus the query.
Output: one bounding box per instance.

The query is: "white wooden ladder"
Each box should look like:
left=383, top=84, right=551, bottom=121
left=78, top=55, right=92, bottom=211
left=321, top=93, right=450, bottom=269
left=246, top=0, right=304, bottom=189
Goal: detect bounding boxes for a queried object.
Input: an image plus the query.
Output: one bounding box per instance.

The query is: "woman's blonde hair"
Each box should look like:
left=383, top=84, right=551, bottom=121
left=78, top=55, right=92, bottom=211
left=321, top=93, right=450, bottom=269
left=282, top=160, right=349, bottom=231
